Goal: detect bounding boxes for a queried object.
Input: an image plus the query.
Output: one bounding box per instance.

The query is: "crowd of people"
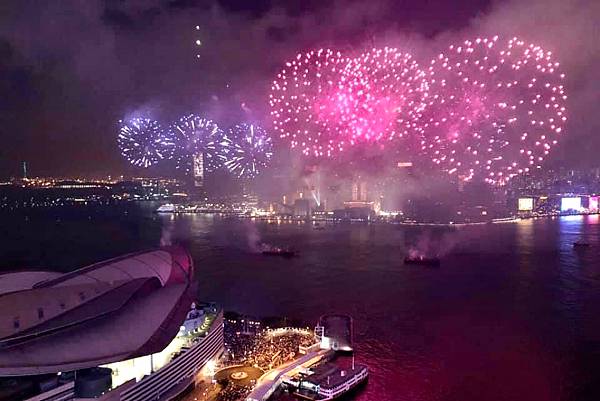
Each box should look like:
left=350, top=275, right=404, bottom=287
left=216, top=384, right=253, bottom=401
left=223, top=319, right=260, bottom=366
left=220, top=318, right=316, bottom=400
left=224, top=319, right=316, bottom=370
left=245, top=331, right=315, bottom=371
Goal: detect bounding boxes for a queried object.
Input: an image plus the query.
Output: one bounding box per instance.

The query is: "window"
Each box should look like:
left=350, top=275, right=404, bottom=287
left=59, top=301, right=66, bottom=310
left=38, top=308, right=44, bottom=320
left=13, top=317, right=19, bottom=329
left=79, top=292, right=86, bottom=301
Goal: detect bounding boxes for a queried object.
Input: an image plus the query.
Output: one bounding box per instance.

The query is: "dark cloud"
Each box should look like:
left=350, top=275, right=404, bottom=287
left=0, top=0, right=597, bottom=178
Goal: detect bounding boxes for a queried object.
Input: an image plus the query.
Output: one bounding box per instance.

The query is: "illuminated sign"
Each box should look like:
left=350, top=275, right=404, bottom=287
left=590, top=196, right=599, bottom=211
left=518, top=198, right=534, bottom=211
left=561, top=197, right=582, bottom=212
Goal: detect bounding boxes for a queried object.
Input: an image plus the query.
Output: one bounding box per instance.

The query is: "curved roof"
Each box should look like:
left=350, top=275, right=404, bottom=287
left=0, top=246, right=195, bottom=376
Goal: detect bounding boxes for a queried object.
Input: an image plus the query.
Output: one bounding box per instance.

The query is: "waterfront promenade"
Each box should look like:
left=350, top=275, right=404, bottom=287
left=246, top=350, right=330, bottom=401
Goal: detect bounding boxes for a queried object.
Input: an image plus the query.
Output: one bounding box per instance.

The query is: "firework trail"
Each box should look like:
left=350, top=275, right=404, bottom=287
left=224, top=123, right=273, bottom=179
left=420, top=36, right=567, bottom=184
left=118, top=118, right=172, bottom=168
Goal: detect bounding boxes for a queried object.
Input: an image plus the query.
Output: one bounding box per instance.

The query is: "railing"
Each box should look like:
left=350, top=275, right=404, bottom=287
left=264, top=327, right=313, bottom=337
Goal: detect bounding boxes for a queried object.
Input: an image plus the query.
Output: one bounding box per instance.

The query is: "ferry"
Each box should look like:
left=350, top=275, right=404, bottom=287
left=290, top=362, right=368, bottom=400
left=156, top=203, right=176, bottom=213
left=182, top=204, right=198, bottom=213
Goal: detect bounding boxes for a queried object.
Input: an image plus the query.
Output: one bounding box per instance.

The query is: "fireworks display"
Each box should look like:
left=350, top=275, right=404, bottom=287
left=169, top=114, right=229, bottom=174
left=340, top=48, right=428, bottom=144
left=270, top=48, right=429, bottom=157
left=118, top=35, right=567, bottom=186
left=224, top=123, right=273, bottom=179
left=118, top=118, right=173, bottom=168
left=270, top=38, right=567, bottom=185
left=270, top=49, right=350, bottom=157
left=419, top=36, right=567, bottom=184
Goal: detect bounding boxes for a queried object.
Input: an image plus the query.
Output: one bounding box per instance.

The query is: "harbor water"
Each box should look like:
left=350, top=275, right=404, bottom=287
left=1, top=204, right=599, bottom=401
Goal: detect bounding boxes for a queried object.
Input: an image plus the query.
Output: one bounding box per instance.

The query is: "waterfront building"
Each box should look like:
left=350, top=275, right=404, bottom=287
left=0, top=247, right=195, bottom=376
left=293, top=198, right=311, bottom=217
left=22, top=307, right=224, bottom=401
left=104, top=308, right=224, bottom=401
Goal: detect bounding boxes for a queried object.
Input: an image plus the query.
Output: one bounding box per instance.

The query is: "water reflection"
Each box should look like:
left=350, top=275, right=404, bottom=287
left=2, top=206, right=600, bottom=400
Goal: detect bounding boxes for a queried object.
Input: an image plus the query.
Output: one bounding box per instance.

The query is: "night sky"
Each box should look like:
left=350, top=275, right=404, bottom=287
left=0, top=0, right=598, bottom=178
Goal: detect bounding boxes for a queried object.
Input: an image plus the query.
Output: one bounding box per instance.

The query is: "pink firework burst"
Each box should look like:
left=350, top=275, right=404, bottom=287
left=340, top=47, right=428, bottom=145
left=420, top=36, right=567, bottom=185
left=269, top=48, right=428, bottom=157
left=269, top=48, right=351, bottom=157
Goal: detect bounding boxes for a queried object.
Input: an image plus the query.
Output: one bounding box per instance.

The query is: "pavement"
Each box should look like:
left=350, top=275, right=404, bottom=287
left=179, top=380, right=222, bottom=401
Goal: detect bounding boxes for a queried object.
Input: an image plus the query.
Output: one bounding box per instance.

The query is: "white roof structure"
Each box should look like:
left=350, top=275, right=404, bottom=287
left=0, top=246, right=195, bottom=376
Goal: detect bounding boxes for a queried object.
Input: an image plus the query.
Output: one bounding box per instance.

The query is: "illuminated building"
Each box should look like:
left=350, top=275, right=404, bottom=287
left=102, top=306, right=223, bottom=401
left=0, top=247, right=195, bottom=376
left=518, top=198, right=534, bottom=212
left=345, top=179, right=373, bottom=210
left=192, top=152, right=204, bottom=188
left=351, top=181, right=368, bottom=202
left=294, top=198, right=311, bottom=217
left=561, top=197, right=583, bottom=212
left=590, top=196, right=599, bottom=211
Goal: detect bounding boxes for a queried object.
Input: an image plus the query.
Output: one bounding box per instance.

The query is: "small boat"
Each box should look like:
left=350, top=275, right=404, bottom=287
left=404, top=255, right=441, bottom=267
left=261, top=249, right=297, bottom=258
left=260, top=243, right=297, bottom=258
left=573, top=242, right=591, bottom=248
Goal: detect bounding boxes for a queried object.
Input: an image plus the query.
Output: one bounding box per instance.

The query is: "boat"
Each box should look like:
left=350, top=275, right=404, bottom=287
left=290, top=363, right=368, bottom=400
left=182, top=205, right=198, bottom=213
left=261, top=249, right=297, bottom=258
left=573, top=241, right=591, bottom=248
left=156, top=203, right=176, bottom=213
left=404, top=255, right=441, bottom=267
left=260, top=243, right=297, bottom=258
